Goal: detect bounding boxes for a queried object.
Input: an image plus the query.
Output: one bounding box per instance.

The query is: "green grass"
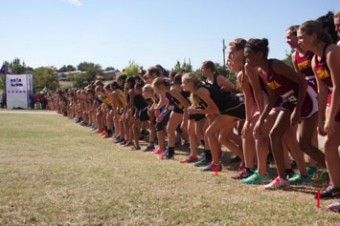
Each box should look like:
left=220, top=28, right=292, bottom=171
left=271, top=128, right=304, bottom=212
left=0, top=112, right=339, bottom=225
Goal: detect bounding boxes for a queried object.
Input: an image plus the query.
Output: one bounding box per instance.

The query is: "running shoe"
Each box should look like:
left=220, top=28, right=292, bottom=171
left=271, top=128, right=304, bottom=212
left=307, top=166, right=318, bottom=176
left=180, top=156, right=199, bottom=163
left=153, top=148, right=165, bottom=154
left=328, top=202, right=340, bottom=213
left=200, top=163, right=222, bottom=172
left=95, top=129, right=103, bottom=134
left=113, top=136, right=122, bottom=143
left=120, top=139, right=127, bottom=145
left=288, top=173, right=312, bottom=185
left=316, top=185, right=340, bottom=199
left=143, top=144, right=155, bottom=152
left=163, top=149, right=175, bottom=160
left=193, top=157, right=211, bottom=167
left=232, top=168, right=254, bottom=180
left=131, top=145, right=141, bottom=151
left=264, top=177, right=290, bottom=190
left=101, top=131, right=108, bottom=138
left=286, top=169, right=296, bottom=180
left=242, top=172, right=271, bottom=185
left=124, top=141, right=134, bottom=147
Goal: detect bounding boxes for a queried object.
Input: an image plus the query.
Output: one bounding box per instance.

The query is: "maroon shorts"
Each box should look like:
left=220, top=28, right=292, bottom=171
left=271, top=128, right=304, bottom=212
left=279, top=85, right=318, bottom=119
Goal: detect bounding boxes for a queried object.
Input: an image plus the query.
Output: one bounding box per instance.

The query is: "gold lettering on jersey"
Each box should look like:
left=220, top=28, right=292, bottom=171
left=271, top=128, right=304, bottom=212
left=316, top=68, right=330, bottom=80
left=266, top=80, right=281, bottom=90
left=297, top=60, right=310, bottom=71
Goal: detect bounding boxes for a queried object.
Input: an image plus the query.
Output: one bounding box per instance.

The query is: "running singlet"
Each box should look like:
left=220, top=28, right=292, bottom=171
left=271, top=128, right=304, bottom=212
left=165, top=92, right=185, bottom=114
left=205, top=74, right=241, bottom=112
left=198, top=83, right=245, bottom=119
left=294, top=50, right=315, bottom=78
left=294, top=50, right=317, bottom=90
left=116, top=89, right=126, bottom=108
left=314, top=44, right=340, bottom=121
left=263, top=59, right=316, bottom=118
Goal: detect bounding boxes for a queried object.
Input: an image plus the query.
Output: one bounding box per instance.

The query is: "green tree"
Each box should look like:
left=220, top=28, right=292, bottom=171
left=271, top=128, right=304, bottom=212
left=172, top=59, right=193, bottom=72
left=11, top=58, right=28, bottom=74
left=283, top=50, right=294, bottom=69
left=73, top=62, right=102, bottom=88
left=123, top=60, right=139, bottom=77
left=58, top=65, right=76, bottom=72
left=33, top=67, right=60, bottom=92
left=105, top=66, right=115, bottom=71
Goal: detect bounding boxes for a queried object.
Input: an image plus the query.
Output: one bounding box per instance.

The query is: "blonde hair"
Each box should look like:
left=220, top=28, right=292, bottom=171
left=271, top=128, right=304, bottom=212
left=335, top=11, right=340, bottom=18
left=151, top=77, right=171, bottom=89
left=182, top=72, right=203, bottom=107
left=142, top=84, right=154, bottom=94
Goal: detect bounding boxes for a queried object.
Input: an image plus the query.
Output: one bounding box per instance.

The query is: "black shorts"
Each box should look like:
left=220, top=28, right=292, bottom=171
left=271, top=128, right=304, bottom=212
left=155, top=112, right=170, bottom=132
left=188, top=113, right=205, bottom=121
left=220, top=104, right=246, bottom=120
left=139, top=109, right=150, bottom=122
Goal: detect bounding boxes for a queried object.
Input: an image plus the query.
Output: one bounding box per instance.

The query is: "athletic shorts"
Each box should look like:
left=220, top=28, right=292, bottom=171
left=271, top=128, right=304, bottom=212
left=306, top=77, right=318, bottom=92
left=155, top=112, right=170, bottom=132
left=220, top=104, right=246, bottom=120
left=279, top=85, right=318, bottom=119
left=138, top=108, right=150, bottom=122
left=188, top=113, right=205, bottom=121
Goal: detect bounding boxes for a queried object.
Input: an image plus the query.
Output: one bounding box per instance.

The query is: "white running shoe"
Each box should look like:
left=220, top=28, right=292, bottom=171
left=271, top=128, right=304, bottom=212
left=264, top=176, right=290, bottom=190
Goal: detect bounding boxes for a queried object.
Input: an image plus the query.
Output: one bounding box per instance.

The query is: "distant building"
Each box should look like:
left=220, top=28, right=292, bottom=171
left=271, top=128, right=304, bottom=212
left=58, top=71, right=86, bottom=81
left=96, top=70, right=121, bottom=81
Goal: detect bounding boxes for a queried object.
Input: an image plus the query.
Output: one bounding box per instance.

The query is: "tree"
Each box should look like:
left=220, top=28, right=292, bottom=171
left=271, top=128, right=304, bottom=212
left=283, top=50, right=294, bottom=69
left=58, top=65, right=76, bottom=72
left=33, top=67, right=60, bottom=92
left=172, top=59, right=193, bottom=72
left=123, top=60, right=139, bottom=77
left=105, top=66, right=115, bottom=71
left=73, top=62, right=102, bottom=88
left=11, top=58, right=28, bottom=74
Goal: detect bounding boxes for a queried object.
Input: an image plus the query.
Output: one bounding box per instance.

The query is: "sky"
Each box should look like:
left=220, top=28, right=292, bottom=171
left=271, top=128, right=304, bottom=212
left=0, top=0, right=338, bottom=71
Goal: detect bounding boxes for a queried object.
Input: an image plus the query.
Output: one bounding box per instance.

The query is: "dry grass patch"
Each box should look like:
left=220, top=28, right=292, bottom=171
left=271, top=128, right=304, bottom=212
left=0, top=112, right=339, bottom=225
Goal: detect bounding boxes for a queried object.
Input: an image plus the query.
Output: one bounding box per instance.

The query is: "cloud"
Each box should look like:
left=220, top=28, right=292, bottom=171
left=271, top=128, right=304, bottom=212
left=65, top=0, right=83, bottom=7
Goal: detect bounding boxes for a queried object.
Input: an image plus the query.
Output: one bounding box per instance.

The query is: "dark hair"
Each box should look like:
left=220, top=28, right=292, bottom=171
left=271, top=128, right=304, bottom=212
left=126, top=77, right=136, bottom=89
left=245, top=38, right=269, bottom=58
left=147, top=67, right=162, bottom=77
left=173, top=73, right=183, bottom=85
left=136, top=81, right=145, bottom=89
left=299, top=20, right=333, bottom=44
left=202, top=61, right=216, bottom=73
left=287, top=25, right=300, bottom=36
left=155, top=64, right=169, bottom=77
left=118, top=74, right=127, bottom=82
left=317, top=11, right=338, bottom=44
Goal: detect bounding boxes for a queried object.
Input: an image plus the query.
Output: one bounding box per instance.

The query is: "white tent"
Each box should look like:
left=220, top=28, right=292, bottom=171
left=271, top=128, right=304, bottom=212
left=6, top=74, right=33, bottom=109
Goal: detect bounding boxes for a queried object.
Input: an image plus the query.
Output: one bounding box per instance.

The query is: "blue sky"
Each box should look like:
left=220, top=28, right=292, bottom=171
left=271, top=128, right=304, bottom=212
left=0, top=0, right=338, bottom=71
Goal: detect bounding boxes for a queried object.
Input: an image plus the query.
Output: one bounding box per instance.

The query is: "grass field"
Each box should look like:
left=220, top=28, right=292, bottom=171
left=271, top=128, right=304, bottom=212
left=0, top=111, right=339, bottom=225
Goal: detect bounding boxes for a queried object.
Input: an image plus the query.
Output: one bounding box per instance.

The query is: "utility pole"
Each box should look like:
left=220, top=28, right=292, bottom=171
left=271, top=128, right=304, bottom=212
left=222, top=39, right=226, bottom=69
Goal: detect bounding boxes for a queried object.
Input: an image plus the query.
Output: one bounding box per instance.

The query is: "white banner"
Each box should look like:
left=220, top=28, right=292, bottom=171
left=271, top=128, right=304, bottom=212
left=6, top=74, right=31, bottom=109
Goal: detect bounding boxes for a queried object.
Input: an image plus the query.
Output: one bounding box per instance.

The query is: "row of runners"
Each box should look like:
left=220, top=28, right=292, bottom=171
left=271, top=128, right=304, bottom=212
left=46, top=11, right=340, bottom=212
